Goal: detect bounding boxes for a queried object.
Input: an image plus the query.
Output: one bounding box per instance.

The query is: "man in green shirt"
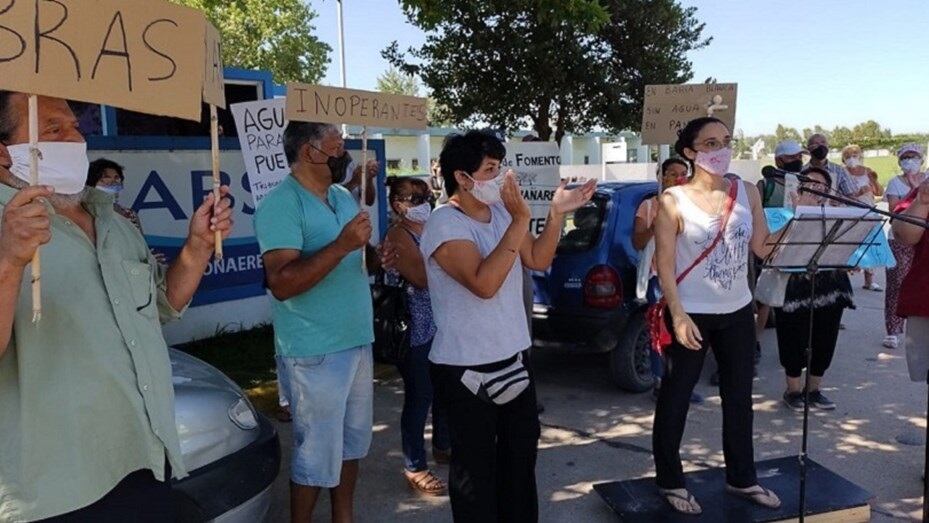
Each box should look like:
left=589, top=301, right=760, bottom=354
left=0, top=93, right=234, bottom=521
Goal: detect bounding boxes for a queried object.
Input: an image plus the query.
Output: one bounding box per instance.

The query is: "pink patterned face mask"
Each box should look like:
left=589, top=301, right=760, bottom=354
left=694, top=147, right=732, bottom=177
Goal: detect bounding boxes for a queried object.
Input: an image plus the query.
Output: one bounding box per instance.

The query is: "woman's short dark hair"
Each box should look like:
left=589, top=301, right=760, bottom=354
left=438, top=130, right=506, bottom=196
left=673, top=116, right=728, bottom=169
left=86, top=158, right=125, bottom=187
left=801, top=166, right=832, bottom=188
left=660, top=158, right=689, bottom=177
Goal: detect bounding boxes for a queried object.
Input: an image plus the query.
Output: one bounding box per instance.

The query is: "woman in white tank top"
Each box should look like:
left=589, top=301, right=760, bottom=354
left=651, top=117, right=781, bottom=515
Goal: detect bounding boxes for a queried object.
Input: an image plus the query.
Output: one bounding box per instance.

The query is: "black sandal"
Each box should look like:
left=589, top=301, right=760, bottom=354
left=658, top=488, right=702, bottom=515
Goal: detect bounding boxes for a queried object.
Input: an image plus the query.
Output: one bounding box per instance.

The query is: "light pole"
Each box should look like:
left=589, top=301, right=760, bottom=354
left=336, top=0, right=348, bottom=136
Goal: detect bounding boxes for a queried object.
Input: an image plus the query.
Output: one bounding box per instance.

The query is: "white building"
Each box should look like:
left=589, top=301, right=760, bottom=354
left=344, top=126, right=643, bottom=174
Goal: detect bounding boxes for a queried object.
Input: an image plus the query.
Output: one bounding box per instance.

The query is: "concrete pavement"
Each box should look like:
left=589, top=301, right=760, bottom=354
left=267, top=271, right=926, bottom=521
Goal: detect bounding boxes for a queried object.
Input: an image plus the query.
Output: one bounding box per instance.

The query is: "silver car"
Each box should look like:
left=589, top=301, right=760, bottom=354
left=169, top=349, right=281, bottom=522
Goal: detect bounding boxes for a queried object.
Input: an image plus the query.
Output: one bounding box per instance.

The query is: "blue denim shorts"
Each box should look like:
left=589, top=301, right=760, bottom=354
left=283, top=345, right=373, bottom=488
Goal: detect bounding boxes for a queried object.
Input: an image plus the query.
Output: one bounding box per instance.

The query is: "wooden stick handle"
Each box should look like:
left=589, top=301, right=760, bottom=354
left=210, top=105, right=223, bottom=259
left=28, top=95, right=41, bottom=323
left=361, top=126, right=368, bottom=271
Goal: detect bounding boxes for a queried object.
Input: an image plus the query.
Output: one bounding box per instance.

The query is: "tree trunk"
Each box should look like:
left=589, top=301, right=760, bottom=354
left=534, top=97, right=552, bottom=141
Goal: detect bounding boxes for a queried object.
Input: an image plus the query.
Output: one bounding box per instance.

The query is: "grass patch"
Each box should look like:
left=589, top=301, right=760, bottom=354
left=176, top=324, right=281, bottom=414
left=863, top=156, right=900, bottom=186
left=175, top=324, right=401, bottom=415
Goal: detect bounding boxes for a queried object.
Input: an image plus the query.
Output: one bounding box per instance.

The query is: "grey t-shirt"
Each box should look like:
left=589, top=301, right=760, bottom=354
left=420, top=202, right=532, bottom=366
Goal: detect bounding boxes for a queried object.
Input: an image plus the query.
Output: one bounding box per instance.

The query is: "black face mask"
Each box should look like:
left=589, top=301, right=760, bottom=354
left=782, top=159, right=803, bottom=173
left=309, top=144, right=353, bottom=184
left=810, top=145, right=828, bottom=161
left=327, top=152, right=353, bottom=185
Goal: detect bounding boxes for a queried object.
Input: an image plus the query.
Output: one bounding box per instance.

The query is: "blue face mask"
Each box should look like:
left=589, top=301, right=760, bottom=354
left=96, top=184, right=123, bottom=195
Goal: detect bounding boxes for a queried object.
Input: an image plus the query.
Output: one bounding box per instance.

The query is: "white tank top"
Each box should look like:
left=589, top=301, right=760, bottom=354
left=666, top=182, right=754, bottom=314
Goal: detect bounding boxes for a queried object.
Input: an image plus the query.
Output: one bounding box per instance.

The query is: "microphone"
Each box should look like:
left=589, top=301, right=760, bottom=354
left=761, top=165, right=814, bottom=183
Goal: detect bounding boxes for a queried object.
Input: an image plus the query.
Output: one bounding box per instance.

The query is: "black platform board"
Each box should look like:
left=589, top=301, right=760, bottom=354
left=593, top=457, right=872, bottom=522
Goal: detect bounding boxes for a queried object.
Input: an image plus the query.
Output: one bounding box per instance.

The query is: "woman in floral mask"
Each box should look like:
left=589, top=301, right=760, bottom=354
left=882, top=143, right=927, bottom=349
left=652, top=117, right=781, bottom=515
left=841, top=144, right=883, bottom=291
left=383, top=176, right=450, bottom=496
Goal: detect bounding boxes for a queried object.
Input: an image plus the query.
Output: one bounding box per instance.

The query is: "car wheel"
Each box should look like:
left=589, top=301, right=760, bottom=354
left=609, top=311, right=655, bottom=392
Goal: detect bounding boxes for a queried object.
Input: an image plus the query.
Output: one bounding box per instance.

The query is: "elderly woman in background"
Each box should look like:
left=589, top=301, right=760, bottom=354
left=841, top=144, right=883, bottom=291
left=882, top=144, right=927, bottom=349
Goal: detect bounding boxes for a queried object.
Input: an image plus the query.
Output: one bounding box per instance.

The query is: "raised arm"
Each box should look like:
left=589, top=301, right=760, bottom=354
left=164, top=188, right=234, bottom=311
left=892, top=180, right=929, bottom=246
left=264, top=212, right=371, bottom=301
left=519, top=178, right=596, bottom=270
left=433, top=229, right=526, bottom=300
left=745, top=181, right=776, bottom=259
left=0, top=186, right=54, bottom=356
left=632, top=199, right=654, bottom=251
left=385, top=226, right=428, bottom=289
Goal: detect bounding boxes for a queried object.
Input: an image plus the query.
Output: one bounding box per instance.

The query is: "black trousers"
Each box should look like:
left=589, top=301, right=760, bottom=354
left=39, top=465, right=173, bottom=522
left=774, top=305, right=844, bottom=378
left=431, top=351, right=541, bottom=523
left=653, top=304, right=757, bottom=489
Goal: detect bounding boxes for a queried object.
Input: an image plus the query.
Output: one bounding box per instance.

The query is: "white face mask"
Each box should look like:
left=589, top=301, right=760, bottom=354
left=404, top=202, right=432, bottom=224
left=900, top=157, right=922, bottom=175
left=844, top=156, right=861, bottom=168
left=8, top=142, right=89, bottom=195
left=464, top=171, right=504, bottom=205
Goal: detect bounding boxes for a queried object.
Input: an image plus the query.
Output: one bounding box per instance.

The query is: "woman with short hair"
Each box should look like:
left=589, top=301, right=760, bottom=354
left=421, top=130, right=594, bottom=521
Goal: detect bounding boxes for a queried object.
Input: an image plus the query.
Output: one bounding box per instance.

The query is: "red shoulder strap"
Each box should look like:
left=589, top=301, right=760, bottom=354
left=675, top=180, right=739, bottom=285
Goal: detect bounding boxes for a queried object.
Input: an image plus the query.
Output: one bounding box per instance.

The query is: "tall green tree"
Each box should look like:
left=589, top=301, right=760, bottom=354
left=774, top=124, right=802, bottom=144
left=376, top=67, right=452, bottom=126
left=385, top=0, right=710, bottom=143
left=173, top=0, right=330, bottom=83
left=376, top=67, right=421, bottom=96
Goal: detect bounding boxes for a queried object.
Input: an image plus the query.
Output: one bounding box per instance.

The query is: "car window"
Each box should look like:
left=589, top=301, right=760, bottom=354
left=557, top=193, right=608, bottom=253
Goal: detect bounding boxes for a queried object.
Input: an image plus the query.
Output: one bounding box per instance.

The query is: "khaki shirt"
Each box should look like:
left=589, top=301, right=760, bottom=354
left=0, top=186, right=187, bottom=521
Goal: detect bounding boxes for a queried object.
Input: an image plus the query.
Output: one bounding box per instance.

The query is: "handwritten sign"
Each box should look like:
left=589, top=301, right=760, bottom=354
left=501, top=142, right=562, bottom=236
left=0, top=0, right=214, bottom=121
left=230, top=98, right=287, bottom=207
left=641, top=83, right=738, bottom=145
left=202, top=22, right=225, bottom=108
left=286, top=83, right=428, bottom=129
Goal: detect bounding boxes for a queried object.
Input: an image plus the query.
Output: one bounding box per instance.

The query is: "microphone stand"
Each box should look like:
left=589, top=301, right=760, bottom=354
left=769, top=177, right=929, bottom=520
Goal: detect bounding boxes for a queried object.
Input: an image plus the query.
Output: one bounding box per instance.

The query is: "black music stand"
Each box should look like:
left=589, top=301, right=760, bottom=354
left=763, top=204, right=884, bottom=523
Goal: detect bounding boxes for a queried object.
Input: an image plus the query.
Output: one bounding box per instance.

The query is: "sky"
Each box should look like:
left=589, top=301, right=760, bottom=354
left=309, top=0, right=929, bottom=136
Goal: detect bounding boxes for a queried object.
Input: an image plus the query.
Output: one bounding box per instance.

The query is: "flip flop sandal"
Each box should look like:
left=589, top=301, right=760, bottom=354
left=725, top=484, right=781, bottom=509
left=405, top=470, right=447, bottom=496
left=658, top=488, right=702, bottom=515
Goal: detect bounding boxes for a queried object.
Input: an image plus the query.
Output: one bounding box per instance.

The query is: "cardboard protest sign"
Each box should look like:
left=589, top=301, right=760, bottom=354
left=230, top=98, right=288, bottom=207
left=502, top=141, right=562, bottom=236
left=0, top=0, right=213, bottom=121
left=641, top=83, right=738, bottom=145
left=202, top=22, right=226, bottom=108
left=286, top=84, right=428, bottom=130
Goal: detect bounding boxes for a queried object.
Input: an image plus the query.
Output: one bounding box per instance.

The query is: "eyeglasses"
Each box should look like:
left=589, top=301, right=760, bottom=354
left=393, top=193, right=434, bottom=205
left=695, top=138, right=737, bottom=151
